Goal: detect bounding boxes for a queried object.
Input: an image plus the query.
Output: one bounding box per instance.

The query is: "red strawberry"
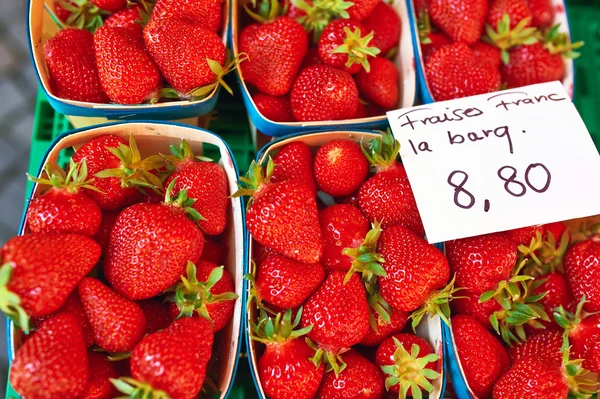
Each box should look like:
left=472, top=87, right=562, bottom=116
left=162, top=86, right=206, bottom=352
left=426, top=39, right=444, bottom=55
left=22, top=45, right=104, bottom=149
left=421, top=32, right=452, bottom=63
left=451, top=290, right=502, bottom=329
left=314, top=139, right=369, bottom=197
left=471, top=40, right=502, bottom=69
left=200, top=237, right=225, bottom=265
left=54, top=0, right=73, bottom=22
left=150, top=0, right=222, bottom=32
left=564, top=235, right=600, bottom=312
left=528, top=272, right=574, bottom=331
left=413, top=0, right=429, bottom=13
left=104, top=188, right=205, bottom=300
left=319, top=204, right=370, bottom=272
left=94, top=211, right=120, bottom=253
left=353, top=102, right=367, bottom=118
left=290, top=65, right=359, bottom=121
left=568, top=313, right=600, bottom=373
left=301, top=272, right=370, bottom=351
left=116, top=317, right=214, bottom=398
left=26, top=160, right=102, bottom=236
left=502, top=43, right=565, bottom=89
left=0, top=234, right=100, bottom=327
left=377, top=225, right=450, bottom=312
left=79, top=277, right=146, bottom=352
left=44, top=28, right=109, bottom=103
left=240, top=17, right=308, bottom=96
left=80, top=351, right=119, bottom=399
left=254, top=255, right=324, bottom=309
left=317, top=19, right=380, bottom=74
left=236, top=159, right=323, bottom=264
left=452, top=315, right=510, bottom=398
left=359, top=131, right=424, bottom=235
left=355, top=57, right=399, bottom=109
left=255, top=309, right=324, bottom=399
left=168, top=261, right=237, bottom=332
left=103, top=4, right=146, bottom=34
left=253, top=93, right=295, bottom=122
left=429, top=0, right=488, bottom=45
left=271, top=141, right=316, bottom=193
left=94, top=26, right=162, bottom=104
left=163, top=141, right=229, bottom=236
left=10, top=313, right=89, bottom=399
left=544, top=221, right=568, bottom=242
left=254, top=242, right=279, bottom=265
left=487, top=0, right=533, bottom=30
left=347, top=0, right=380, bottom=20
left=302, top=47, right=323, bottom=68
left=492, top=356, right=568, bottom=399
left=362, top=2, right=401, bottom=55
left=445, top=233, right=517, bottom=294
left=527, top=0, right=554, bottom=27
left=508, top=330, right=563, bottom=366
left=91, top=0, right=126, bottom=12
left=317, top=349, right=384, bottom=399
left=426, top=42, right=501, bottom=100
left=503, top=224, right=545, bottom=245
left=138, top=299, right=172, bottom=334
left=360, top=308, right=408, bottom=346
left=375, top=333, right=440, bottom=397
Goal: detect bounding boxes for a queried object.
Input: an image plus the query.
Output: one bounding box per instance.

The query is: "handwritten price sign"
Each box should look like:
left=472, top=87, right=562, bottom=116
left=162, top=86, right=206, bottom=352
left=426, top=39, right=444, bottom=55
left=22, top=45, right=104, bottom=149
left=387, top=81, right=600, bottom=244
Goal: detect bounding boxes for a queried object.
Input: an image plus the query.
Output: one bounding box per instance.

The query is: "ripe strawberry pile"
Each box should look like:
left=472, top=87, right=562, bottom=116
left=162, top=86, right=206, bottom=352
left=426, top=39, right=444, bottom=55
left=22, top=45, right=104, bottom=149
left=416, top=0, right=583, bottom=101
left=237, top=131, right=456, bottom=399
left=1, top=134, right=237, bottom=399
left=44, top=0, right=236, bottom=105
left=447, top=223, right=600, bottom=398
left=238, top=0, right=403, bottom=123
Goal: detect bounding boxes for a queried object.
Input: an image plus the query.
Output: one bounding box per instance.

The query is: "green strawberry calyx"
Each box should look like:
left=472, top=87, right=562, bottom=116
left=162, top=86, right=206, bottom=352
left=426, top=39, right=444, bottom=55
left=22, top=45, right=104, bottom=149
left=127, top=0, right=155, bottom=28
left=553, top=295, right=588, bottom=334
left=540, top=24, right=584, bottom=59
left=250, top=307, right=313, bottom=344
left=520, top=229, right=570, bottom=276
left=164, top=139, right=213, bottom=167
left=416, top=10, right=433, bottom=45
left=380, top=338, right=440, bottom=399
left=292, top=0, right=354, bottom=43
left=331, top=27, right=380, bottom=72
left=361, top=129, right=401, bottom=172
left=364, top=277, right=392, bottom=334
left=307, top=338, right=347, bottom=377
left=410, top=275, right=461, bottom=331
left=163, top=178, right=207, bottom=222
left=232, top=157, right=276, bottom=207
left=342, top=221, right=387, bottom=284
left=28, top=159, right=101, bottom=195
left=167, top=262, right=238, bottom=325
left=111, top=377, right=171, bottom=399
left=484, top=14, right=538, bottom=65
left=245, top=0, right=287, bottom=23
left=54, top=0, right=108, bottom=33
left=0, top=263, right=30, bottom=333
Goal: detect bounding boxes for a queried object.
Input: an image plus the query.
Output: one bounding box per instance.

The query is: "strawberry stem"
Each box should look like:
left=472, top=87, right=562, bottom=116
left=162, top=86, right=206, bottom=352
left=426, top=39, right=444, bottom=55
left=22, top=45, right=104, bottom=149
left=343, top=221, right=387, bottom=284
left=163, top=178, right=206, bottom=222
left=28, top=159, right=102, bottom=194
left=409, top=275, right=461, bottom=330
left=331, top=27, right=380, bottom=72
left=0, top=263, right=30, bottom=333
left=361, top=129, right=400, bottom=172
left=250, top=307, right=313, bottom=344
left=231, top=157, right=276, bottom=206
left=484, top=14, right=538, bottom=64
left=111, top=377, right=170, bottom=398
left=56, top=0, right=108, bottom=32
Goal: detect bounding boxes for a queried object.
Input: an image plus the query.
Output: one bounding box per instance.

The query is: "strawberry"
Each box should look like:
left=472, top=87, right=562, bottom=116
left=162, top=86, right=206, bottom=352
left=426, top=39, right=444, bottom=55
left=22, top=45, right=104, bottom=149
left=564, top=235, right=600, bottom=312
left=253, top=255, right=324, bottom=309
left=44, top=28, right=108, bottom=103
left=254, top=242, right=279, bottom=266
left=359, top=131, right=424, bottom=235
left=150, top=0, right=222, bottom=32
left=114, top=317, right=214, bottom=398
left=317, top=349, right=384, bottom=399
left=413, top=0, right=429, bottom=13
left=290, top=65, right=359, bottom=121
left=528, top=272, right=574, bottom=331
left=302, top=47, right=323, bottom=68
left=103, top=4, right=148, bottom=34
left=360, top=308, right=408, bottom=346
left=314, top=139, right=369, bottom=197
left=71, top=135, right=161, bottom=211
left=492, top=356, right=568, bottom=399
left=163, top=140, right=229, bottom=236
left=451, top=315, right=510, bottom=398
left=137, top=299, right=172, bottom=334
left=375, top=333, right=440, bottom=397
left=487, top=0, right=533, bottom=30
left=79, top=277, right=147, bottom=352
left=80, top=351, right=119, bottom=399
left=501, top=43, right=565, bottom=89
left=10, top=313, right=89, bottom=399
left=271, top=141, right=316, bottom=194
left=53, top=0, right=107, bottom=31
left=317, top=19, right=380, bottom=74
left=362, top=2, right=401, bottom=55
left=445, top=233, right=517, bottom=294
left=421, top=32, right=452, bottom=63
left=91, top=0, right=126, bottom=12
left=301, top=272, right=370, bottom=353
left=544, top=221, right=568, bottom=242
left=167, top=261, right=237, bottom=332
left=353, top=102, right=367, bottom=118
left=94, top=211, right=120, bottom=253
left=319, top=204, right=370, bottom=272
left=240, top=17, right=308, bottom=96
left=451, top=289, right=502, bottom=329
left=94, top=26, right=162, bottom=104
left=104, top=183, right=205, bottom=300
left=0, top=234, right=100, bottom=330
left=471, top=40, right=502, bottom=69
left=527, top=0, right=554, bottom=27
left=426, top=42, right=501, bottom=101
left=26, top=160, right=102, bottom=236
left=54, top=0, right=74, bottom=22
left=347, top=0, right=380, bottom=20
left=502, top=224, right=544, bottom=245
left=235, top=159, right=323, bottom=264
left=253, top=93, right=295, bottom=122
left=253, top=309, right=324, bottom=399
left=377, top=225, right=450, bottom=312
left=429, top=0, right=488, bottom=45
left=200, top=237, right=225, bottom=265
left=508, top=330, right=563, bottom=366
left=355, top=56, right=399, bottom=109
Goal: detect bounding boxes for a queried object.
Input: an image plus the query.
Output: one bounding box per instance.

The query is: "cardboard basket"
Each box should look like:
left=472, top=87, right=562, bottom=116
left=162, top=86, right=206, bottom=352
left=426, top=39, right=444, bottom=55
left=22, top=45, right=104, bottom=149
left=6, top=121, right=245, bottom=399
left=231, top=2, right=417, bottom=137
left=244, top=130, right=447, bottom=399
left=407, top=0, right=576, bottom=104
left=27, top=0, right=231, bottom=120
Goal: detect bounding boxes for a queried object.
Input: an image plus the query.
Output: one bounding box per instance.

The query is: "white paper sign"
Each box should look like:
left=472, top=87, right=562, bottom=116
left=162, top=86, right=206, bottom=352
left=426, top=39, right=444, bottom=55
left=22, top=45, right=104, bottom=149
left=387, top=81, right=600, bottom=244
